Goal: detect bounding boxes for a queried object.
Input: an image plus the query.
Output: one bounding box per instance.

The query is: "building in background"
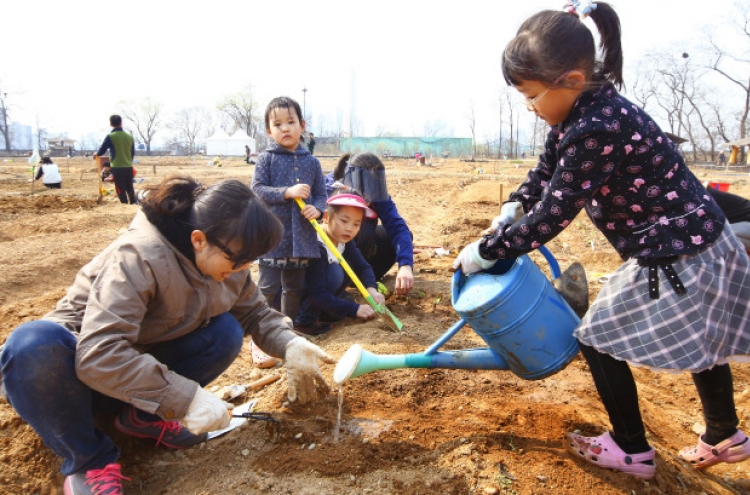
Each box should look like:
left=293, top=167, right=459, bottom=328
left=45, top=135, right=77, bottom=156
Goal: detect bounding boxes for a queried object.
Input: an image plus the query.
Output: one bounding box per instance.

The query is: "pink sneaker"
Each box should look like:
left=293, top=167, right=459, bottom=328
left=566, top=431, right=656, bottom=479
left=679, top=430, right=750, bottom=469
left=63, top=463, right=129, bottom=495
left=115, top=406, right=206, bottom=449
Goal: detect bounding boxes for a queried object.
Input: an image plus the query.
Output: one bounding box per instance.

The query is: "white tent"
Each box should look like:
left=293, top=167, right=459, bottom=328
left=206, top=129, right=255, bottom=156
left=229, top=130, right=256, bottom=154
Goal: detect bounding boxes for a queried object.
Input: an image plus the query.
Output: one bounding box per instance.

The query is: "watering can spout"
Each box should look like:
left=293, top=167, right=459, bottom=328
left=333, top=344, right=510, bottom=384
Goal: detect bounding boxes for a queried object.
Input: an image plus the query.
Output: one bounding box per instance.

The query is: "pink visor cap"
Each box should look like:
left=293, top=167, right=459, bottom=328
left=326, top=193, right=377, bottom=219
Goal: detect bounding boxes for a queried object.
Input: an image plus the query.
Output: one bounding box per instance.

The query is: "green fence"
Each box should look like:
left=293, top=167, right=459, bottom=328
left=339, top=137, right=473, bottom=158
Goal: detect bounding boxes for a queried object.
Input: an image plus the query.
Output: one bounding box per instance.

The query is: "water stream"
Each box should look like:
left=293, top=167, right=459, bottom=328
left=334, top=385, right=343, bottom=442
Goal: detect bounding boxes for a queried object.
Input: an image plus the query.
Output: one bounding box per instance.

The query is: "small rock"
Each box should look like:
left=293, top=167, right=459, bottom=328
left=294, top=433, right=303, bottom=439
left=692, top=422, right=706, bottom=435
left=241, top=449, right=250, bottom=456
left=308, top=443, right=316, bottom=450
left=362, top=438, right=370, bottom=444
left=483, top=487, right=499, bottom=495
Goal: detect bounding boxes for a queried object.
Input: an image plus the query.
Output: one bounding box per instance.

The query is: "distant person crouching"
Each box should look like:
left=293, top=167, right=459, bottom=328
left=35, top=156, right=62, bottom=189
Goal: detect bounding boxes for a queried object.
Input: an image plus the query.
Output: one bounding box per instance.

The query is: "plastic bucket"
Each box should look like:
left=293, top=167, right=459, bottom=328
left=451, top=253, right=580, bottom=380
left=708, top=181, right=730, bottom=192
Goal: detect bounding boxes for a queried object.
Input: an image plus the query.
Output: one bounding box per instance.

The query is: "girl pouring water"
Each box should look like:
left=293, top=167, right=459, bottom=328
left=453, top=0, right=750, bottom=480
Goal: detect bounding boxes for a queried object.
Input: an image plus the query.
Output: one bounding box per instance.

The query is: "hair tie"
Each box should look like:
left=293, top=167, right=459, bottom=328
left=563, top=0, right=596, bottom=19
left=192, top=183, right=205, bottom=200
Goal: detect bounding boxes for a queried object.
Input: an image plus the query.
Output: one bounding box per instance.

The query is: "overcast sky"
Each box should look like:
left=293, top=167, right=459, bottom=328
left=1, top=0, right=739, bottom=144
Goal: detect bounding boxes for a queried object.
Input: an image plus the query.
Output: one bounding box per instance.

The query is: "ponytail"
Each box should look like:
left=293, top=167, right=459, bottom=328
left=502, top=2, right=624, bottom=90
left=588, top=2, right=623, bottom=89
left=334, top=153, right=351, bottom=180
left=140, top=174, right=202, bottom=217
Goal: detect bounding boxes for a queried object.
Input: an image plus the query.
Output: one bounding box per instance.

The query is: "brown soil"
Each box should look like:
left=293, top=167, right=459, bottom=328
left=1, top=156, right=749, bottom=495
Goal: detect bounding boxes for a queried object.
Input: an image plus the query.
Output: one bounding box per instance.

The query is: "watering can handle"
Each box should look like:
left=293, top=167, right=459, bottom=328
left=538, top=245, right=561, bottom=279
left=452, top=244, right=562, bottom=296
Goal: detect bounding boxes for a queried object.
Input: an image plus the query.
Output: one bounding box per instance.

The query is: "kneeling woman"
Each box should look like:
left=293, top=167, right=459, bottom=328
left=0, top=175, right=334, bottom=494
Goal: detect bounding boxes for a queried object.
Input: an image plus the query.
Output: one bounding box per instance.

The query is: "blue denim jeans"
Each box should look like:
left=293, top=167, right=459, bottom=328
left=0, top=313, right=244, bottom=476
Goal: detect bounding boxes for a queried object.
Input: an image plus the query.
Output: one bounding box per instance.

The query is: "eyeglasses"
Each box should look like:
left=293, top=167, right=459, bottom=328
left=524, top=87, right=553, bottom=111
left=211, top=238, right=253, bottom=270
left=523, top=70, right=572, bottom=111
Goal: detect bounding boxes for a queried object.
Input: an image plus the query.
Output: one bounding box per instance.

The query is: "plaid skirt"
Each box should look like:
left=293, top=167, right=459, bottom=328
left=576, top=223, right=750, bottom=372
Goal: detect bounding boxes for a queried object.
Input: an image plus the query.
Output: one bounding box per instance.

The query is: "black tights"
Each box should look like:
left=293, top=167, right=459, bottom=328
left=579, top=343, right=738, bottom=453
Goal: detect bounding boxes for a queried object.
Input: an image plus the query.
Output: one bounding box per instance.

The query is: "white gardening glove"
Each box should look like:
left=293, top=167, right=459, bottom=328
left=451, top=240, right=497, bottom=275
left=285, top=337, right=336, bottom=404
left=491, top=201, right=524, bottom=230
left=182, top=386, right=231, bottom=434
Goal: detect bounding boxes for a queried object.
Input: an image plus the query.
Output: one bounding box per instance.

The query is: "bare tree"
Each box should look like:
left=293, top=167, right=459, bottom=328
left=423, top=119, right=447, bottom=137
left=637, top=49, right=717, bottom=160
left=708, top=98, right=732, bottom=144
left=118, top=97, right=163, bottom=155
left=0, top=85, right=12, bottom=151
left=497, top=90, right=506, bottom=159
left=169, top=106, right=211, bottom=155
left=629, top=59, right=658, bottom=111
left=505, top=92, right=516, bottom=158
left=707, top=1, right=750, bottom=141
left=217, top=85, right=261, bottom=138
left=466, top=100, right=477, bottom=157
left=528, top=116, right=544, bottom=156
left=35, top=114, right=48, bottom=151
left=78, top=133, right=101, bottom=154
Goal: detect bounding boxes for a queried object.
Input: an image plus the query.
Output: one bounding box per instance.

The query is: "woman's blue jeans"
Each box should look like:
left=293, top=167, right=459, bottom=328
left=0, top=313, right=244, bottom=476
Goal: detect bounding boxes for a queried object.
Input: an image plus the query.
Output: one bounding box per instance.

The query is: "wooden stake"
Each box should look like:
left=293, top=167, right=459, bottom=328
left=248, top=374, right=281, bottom=391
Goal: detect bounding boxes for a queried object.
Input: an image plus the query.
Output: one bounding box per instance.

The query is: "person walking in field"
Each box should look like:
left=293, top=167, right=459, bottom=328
left=453, top=0, right=750, bottom=480
left=307, top=132, right=316, bottom=155
left=95, top=115, right=137, bottom=204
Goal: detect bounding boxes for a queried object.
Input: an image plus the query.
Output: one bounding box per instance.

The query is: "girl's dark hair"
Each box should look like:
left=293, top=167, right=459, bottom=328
left=329, top=181, right=362, bottom=198
left=333, top=152, right=384, bottom=180
left=40, top=156, right=52, bottom=164
left=264, top=97, right=304, bottom=130
left=501, top=3, right=623, bottom=90
left=141, top=175, right=283, bottom=265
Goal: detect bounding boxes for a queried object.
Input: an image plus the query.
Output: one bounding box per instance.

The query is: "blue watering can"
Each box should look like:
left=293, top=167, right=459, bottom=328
left=333, top=246, right=582, bottom=384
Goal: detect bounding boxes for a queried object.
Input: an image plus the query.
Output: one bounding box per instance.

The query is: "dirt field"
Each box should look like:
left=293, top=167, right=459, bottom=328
left=1, top=155, right=749, bottom=495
